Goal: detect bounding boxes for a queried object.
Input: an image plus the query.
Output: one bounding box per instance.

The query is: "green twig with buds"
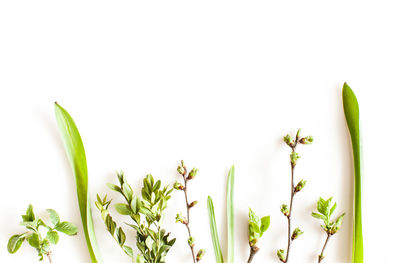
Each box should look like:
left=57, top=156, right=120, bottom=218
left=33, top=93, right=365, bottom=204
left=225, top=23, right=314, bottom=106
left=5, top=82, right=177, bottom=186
left=247, top=208, right=270, bottom=263
left=7, top=204, right=78, bottom=262
left=96, top=172, right=176, bottom=263
left=312, top=197, right=345, bottom=262
left=277, top=129, right=313, bottom=263
left=175, top=161, right=205, bottom=262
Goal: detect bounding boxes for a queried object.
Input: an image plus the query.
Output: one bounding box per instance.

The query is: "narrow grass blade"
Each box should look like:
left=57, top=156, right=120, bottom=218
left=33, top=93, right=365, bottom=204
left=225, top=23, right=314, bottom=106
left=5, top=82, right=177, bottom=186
left=226, top=166, right=235, bottom=263
left=207, top=196, right=224, bottom=263
left=342, top=83, right=363, bottom=263
left=55, top=102, right=102, bottom=263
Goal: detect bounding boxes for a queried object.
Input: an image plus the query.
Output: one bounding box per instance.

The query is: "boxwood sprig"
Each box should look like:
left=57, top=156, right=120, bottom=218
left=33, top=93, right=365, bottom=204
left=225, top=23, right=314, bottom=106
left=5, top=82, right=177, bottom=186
left=96, top=172, right=176, bottom=263
left=7, top=204, right=78, bottom=262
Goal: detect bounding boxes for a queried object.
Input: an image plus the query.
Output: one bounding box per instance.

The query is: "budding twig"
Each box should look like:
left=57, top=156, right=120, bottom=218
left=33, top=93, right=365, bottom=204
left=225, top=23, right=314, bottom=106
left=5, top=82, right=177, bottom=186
left=277, top=129, right=312, bottom=263
left=175, top=161, right=205, bottom=262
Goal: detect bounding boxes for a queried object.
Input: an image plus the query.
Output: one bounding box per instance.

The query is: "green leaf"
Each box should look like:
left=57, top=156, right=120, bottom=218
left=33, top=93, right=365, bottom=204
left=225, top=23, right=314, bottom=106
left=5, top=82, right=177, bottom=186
left=46, top=209, right=60, bottom=225
left=260, top=216, right=270, bottom=233
left=207, top=196, right=224, bottom=263
left=55, top=221, right=78, bottom=236
left=55, top=102, right=103, bottom=262
left=115, top=203, right=131, bottom=215
left=7, top=235, right=25, bottom=254
left=22, top=204, right=35, bottom=222
left=46, top=230, right=59, bottom=244
left=28, top=233, right=40, bottom=248
left=343, top=83, right=363, bottom=263
left=227, top=166, right=235, bottom=263
left=311, top=212, right=326, bottom=220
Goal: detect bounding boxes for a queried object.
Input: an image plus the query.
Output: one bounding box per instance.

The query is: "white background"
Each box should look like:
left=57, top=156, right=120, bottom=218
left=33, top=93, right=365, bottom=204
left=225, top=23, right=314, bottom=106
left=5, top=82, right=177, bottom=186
left=1, top=1, right=399, bottom=262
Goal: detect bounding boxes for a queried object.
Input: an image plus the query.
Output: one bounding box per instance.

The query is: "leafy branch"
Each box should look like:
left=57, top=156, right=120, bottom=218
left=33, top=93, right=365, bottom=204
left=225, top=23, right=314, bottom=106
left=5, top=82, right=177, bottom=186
left=247, top=208, right=270, bottom=263
left=174, top=161, right=205, bottom=262
left=96, top=172, right=176, bottom=263
left=312, top=197, right=345, bottom=262
left=277, top=129, right=313, bottom=263
left=7, top=204, right=78, bottom=262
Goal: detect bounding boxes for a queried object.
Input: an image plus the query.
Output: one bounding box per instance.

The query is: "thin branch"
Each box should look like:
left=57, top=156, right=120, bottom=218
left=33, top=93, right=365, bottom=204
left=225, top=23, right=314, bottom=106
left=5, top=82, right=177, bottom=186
left=318, top=233, right=331, bottom=263
left=247, top=246, right=259, bottom=263
left=46, top=252, right=53, bottom=263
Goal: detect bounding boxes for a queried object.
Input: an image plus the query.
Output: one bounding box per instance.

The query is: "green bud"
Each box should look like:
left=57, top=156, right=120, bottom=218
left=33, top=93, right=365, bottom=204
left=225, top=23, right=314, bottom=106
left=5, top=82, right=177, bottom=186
left=173, top=181, right=185, bottom=190
left=189, top=201, right=198, bottom=208
left=196, top=249, right=205, bottom=261
left=291, top=227, right=304, bottom=240
left=283, top=134, right=294, bottom=146
left=177, top=166, right=185, bottom=175
left=296, top=128, right=301, bottom=140
left=188, top=236, right=195, bottom=247
left=277, top=249, right=286, bottom=262
left=300, top=136, right=313, bottom=145
left=290, top=152, right=300, bottom=166
left=295, top=180, right=306, bottom=192
left=281, top=204, right=289, bottom=217
left=188, top=168, right=198, bottom=180
left=175, top=213, right=187, bottom=224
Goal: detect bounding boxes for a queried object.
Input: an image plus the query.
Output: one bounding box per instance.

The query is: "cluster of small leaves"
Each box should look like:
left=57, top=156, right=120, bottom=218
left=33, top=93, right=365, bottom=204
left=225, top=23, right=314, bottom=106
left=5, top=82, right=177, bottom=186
left=312, top=197, right=345, bottom=235
left=248, top=208, right=270, bottom=248
left=96, top=172, right=175, bottom=263
left=7, top=204, right=78, bottom=261
left=174, top=161, right=205, bottom=262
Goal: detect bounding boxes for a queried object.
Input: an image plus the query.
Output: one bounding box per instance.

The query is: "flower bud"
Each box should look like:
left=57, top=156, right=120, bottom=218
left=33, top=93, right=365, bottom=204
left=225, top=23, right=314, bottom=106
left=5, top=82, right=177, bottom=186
left=295, top=180, right=306, bottom=192
left=188, top=236, right=195, bottom=247
left=189, top=201, right=198, bottom=208
left=291, top=227, right=304, bottom=240
left=196, top=249, right=206, bottom=261
left=283, top=134, right=294, bottom=146
left=173, top=181, right=185, bottom=190
left=290, top=152, right=300, bottom=166
left=281, top=204, right=289, bottom=217
left=188, top=168, right=198, bottom=180
left=277, top=249, right=286, bottom=262
left=300, top=136, right=313, bottom=145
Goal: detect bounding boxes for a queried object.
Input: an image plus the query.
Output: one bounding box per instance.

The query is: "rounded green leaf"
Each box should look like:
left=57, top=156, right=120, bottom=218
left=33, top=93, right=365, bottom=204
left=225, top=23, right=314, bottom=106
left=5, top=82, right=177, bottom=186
left=55, top=222, right=78, bottom=236
left=7, top=235, right=25, bottom=254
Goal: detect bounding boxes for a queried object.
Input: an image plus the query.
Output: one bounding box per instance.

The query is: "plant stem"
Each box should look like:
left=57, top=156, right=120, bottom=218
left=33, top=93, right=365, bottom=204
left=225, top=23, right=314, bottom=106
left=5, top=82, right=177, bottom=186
left=182, top=166, right=197, bottom=263
left=46, top=252, right=53, bottom=263
left=285, top=138, right=298, bottom=263
left=318, top=233, right=331, bottom=263
left=247, top=246, right=259, bottom=263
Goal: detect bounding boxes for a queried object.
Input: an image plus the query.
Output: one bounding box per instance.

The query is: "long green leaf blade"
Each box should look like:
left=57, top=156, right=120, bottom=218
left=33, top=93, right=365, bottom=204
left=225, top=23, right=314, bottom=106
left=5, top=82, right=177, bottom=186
left=207, top=196, right=224, bottom=263
left=342, top=83, right=363, bottom=263
left=227, top=166, right=235, bottom=263
left=55, top=102, right=102, bottom=263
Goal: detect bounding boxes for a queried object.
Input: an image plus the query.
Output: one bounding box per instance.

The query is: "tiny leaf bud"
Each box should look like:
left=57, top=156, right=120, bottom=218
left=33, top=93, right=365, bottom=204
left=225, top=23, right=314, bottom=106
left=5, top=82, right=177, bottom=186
left=291, top=227, right=304, bottom=240
left=189, top=201, right=198, bottom=208
left=188, top=236, right=195, bottom=247
left=188, top=168, right=198, bottom=180
left=290, top=152, right=300, bottom=166
left=277, top=249, right=286, bottom=262
left=173, top=181, right=185, bottom=190
left=281, top=204, right=289, bottom=217
left=300, top=136, right=314, bottom=145
left=196, top=249, right=205, bottom=261
left=295, top=180, right=306, bottom=193
left=283, top=134, right=294, bottom=146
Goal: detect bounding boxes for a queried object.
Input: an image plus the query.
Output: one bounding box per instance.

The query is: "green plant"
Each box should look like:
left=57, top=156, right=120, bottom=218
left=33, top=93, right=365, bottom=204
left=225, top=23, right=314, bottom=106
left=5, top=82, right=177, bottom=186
left=342, top=82, right=363, bottom=263
left=54, top=102, right=102, bottom=263
left=7, top=204, right=78, bottom=262
left=277, top=129, right=313, bottom=263
left=247, top=208, right=270, bottom=263
left=174, top=161, right=205, bottom=262
left=207, top=165, right=235, bottom=263
left=96, top=172, right=175, bottom=263
left=312, top=197, right=345, bottom=262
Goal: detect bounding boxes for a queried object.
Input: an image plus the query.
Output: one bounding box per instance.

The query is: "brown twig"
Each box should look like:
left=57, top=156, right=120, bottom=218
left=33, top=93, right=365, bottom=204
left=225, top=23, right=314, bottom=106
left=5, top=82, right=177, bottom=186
left=179, top=163, right=198, bottom=263
left=285, top=133, right=299, bottom=263
left=46, top=252, right=53, bottom=263
left=247, top=246, right=259, bottom=263
left=318, top=233, right=331, bottom=263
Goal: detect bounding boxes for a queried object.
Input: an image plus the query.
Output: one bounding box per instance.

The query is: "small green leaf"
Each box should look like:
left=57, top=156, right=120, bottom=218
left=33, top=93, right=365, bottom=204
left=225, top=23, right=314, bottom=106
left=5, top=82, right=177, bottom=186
left=115, top=203, right=131, bottom=215
left=46, top=209, right=60, bottom=225
left=107, top=183, right=122, bottom=193
left=7, top=235, right=25, bottom=254
left=46, top=231, right=59, bottom=244
left=312, top=212, right=326, bottom=220
left=260, top=216, right=270, bottom=233
left=28, top=233, right=40, bottom=248
left=55, top=222, right=78, bottom=236
left=22, top=204, right=35, bottom=222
